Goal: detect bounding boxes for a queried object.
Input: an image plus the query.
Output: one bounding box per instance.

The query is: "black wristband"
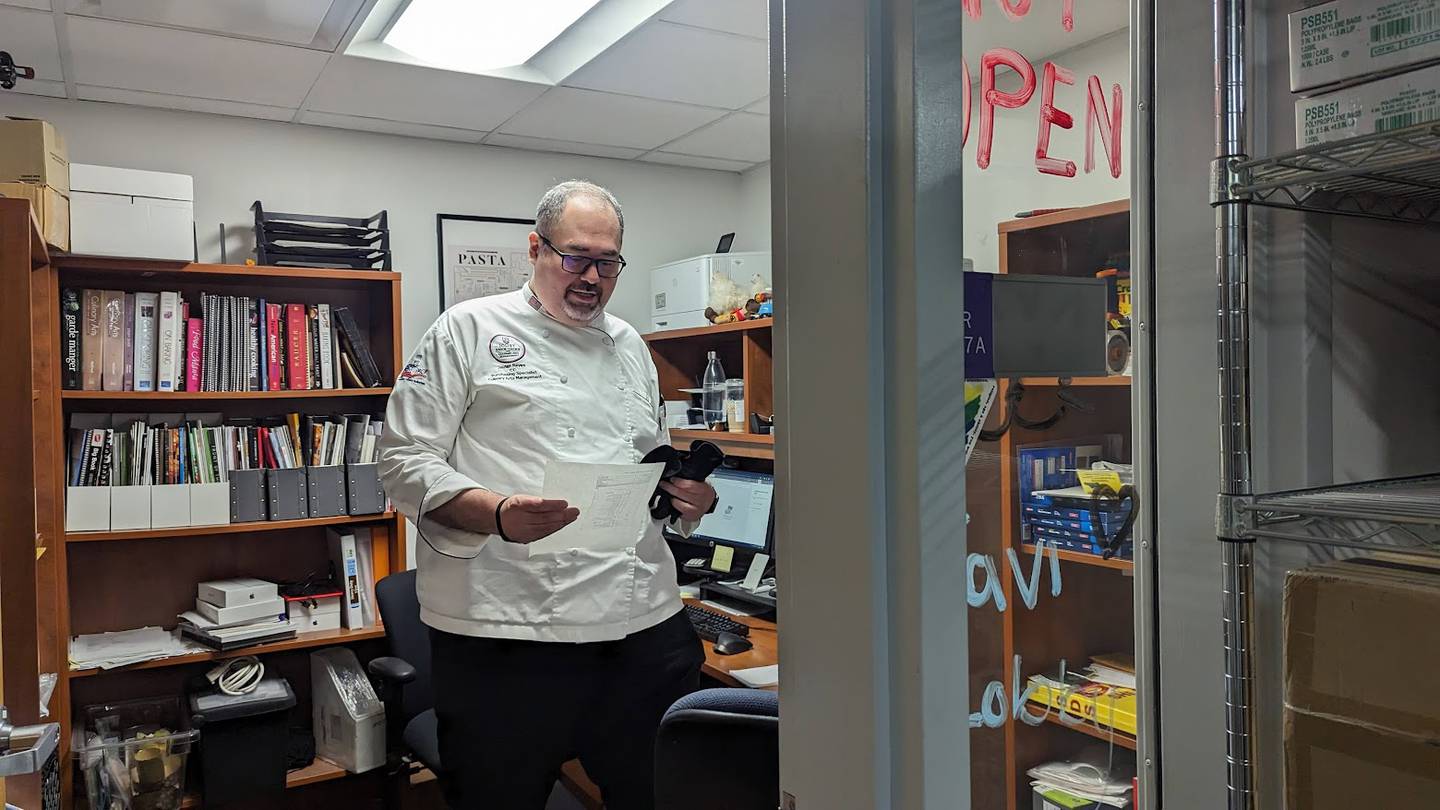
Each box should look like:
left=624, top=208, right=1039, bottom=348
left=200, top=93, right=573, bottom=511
left=494, top=496, right=513, bottom=542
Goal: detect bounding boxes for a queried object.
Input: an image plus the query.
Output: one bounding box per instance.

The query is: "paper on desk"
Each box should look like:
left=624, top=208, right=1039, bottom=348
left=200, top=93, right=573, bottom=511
left=527, top=461, right=665, bottom=556
left=731, top=664, right=779, bottom=688
left=69, top=626, right=204, bottom=671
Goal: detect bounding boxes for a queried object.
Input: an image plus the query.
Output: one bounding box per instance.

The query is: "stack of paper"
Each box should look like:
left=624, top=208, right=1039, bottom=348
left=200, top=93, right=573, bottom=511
left=1085, top=653, right=1137, bottom=690
left=731, top=664, right=779, bottom=689
left=69, top=627, right=204, bottom=670
left=1028, top=760, right=1132, bottom=808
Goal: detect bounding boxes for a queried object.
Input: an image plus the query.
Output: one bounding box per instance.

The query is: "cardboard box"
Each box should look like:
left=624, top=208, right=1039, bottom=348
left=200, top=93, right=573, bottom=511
left=0, top=181, right=70, bottom=252
left=1290, top=0, right=1440, bottom=92
left=196, top=595, right=286, bottom=626
left=1296, top=62, right=1440, bottom=146
left=70, top=163, right=194, bottom=261
left=198, top=577, right=278, bottom=608
left=1284, top=556, right=1440, bottom=809
left=0, top=118, right=68, bottom=194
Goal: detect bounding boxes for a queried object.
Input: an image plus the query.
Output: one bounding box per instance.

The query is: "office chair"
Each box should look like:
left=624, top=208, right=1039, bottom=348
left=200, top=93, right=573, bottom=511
left=654, top=688, right=779, bottom=810
left=366, top=570, right=441, bottom=806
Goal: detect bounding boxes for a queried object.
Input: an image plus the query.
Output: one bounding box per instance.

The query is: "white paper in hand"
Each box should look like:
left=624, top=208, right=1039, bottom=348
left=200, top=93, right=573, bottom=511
left=527, top=461, right=665, bottom=557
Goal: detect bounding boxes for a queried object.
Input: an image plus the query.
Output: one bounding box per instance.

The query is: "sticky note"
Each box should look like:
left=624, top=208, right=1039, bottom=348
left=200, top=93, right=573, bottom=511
left=1076, top=469, right=1124, bottom=494
left=710, top=545, right=735, bottom=573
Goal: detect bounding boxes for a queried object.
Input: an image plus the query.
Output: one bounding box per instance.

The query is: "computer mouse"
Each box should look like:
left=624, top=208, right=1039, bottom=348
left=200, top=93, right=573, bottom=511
left=713, top=631, right=753, bottom=656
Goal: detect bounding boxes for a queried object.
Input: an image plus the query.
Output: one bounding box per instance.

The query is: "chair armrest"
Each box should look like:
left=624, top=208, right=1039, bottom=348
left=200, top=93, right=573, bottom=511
left=367, top=656, right=417, bottom=686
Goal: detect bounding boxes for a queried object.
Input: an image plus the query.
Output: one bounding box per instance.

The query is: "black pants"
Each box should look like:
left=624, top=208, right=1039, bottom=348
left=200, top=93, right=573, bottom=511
left=431, top=610, right=704, bottom=810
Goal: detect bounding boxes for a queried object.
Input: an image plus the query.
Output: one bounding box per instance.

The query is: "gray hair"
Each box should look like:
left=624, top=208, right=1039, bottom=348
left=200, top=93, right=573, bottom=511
left=535, top=180, right=625, bottom=244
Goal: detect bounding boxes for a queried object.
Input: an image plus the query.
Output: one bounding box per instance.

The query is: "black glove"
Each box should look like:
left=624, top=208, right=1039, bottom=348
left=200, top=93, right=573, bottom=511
left=641, top=440, right=726, bottom=523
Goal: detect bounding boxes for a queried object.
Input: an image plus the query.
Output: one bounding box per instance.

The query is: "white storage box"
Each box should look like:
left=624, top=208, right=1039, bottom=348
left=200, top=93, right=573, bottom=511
left=312, top=647, right=385, bottom=773
left=151, top=483, right=192, bottom=528
left=198, top=577, right=278, bottom=608
left=287, top=595, right=342, bottom=633
left=650, top=252, right=771, bottom=332
left=66, top=486, right=111, bottom=532
left=1290, top=0, right=1440, bottom=92
left=109, top=484, right=152, bottom=531
left=189, top=481, right=231, bottom=527
left=196, top=595, right=286, bottom=626
left=70, top=164, right=194, bottom=261
left=1296, top=63, right=1440, bottom=146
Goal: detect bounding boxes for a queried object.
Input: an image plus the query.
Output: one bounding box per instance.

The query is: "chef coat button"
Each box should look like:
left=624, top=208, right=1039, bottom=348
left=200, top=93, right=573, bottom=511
left=542, top=329, right=551, bottom=339
left=567, top=427, right=576, bottom=438
left=570, top=549, right=578, bottom=557
left=560, top=374, right=569, bottom=384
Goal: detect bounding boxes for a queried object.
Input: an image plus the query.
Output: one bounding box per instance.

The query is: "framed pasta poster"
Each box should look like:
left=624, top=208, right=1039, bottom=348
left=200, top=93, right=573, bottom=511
left=436, top=214, right=537, bottom=310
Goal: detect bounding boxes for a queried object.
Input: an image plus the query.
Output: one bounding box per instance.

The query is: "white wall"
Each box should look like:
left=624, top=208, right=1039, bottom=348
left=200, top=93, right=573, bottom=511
left=735, top=163, right=772, bottom=251
left=0, top=94, right=747, bottom=346
left=726, top=30, right=1129, bottom=270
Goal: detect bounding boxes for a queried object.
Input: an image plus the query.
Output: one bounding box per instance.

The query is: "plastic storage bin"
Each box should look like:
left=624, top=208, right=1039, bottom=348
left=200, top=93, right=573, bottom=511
left=75, top=695, right=198, bottom=810
left=188, top=677, right=296, bottom=808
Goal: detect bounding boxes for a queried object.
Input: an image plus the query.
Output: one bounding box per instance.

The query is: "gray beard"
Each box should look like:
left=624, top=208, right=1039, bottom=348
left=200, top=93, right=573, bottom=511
left=560, top=297, right=602, bottom=322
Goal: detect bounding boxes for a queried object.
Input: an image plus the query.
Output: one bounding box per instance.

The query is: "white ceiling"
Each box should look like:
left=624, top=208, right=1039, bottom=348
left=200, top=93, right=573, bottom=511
left=0, top=0, right=1129, bottom=174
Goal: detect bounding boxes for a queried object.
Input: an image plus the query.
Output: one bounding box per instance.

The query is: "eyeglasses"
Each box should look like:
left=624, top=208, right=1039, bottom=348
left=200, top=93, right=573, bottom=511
left=538, top=232, right=627, bottom=279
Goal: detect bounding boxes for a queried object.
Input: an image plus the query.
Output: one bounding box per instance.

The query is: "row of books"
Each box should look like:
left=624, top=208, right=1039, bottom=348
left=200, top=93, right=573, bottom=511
left=68, top=413, right=384, bottom=487
left=60, top=289, right=386, bottom=393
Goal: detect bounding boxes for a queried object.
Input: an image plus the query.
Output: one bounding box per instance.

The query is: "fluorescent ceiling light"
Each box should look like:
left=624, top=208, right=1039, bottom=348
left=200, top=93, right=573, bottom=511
left=384, top=0, right=605, bottom=73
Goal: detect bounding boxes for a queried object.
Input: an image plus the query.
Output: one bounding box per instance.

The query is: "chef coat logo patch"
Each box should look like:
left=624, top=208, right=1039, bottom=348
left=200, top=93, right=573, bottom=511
left=399, top=360, right=428, bottom=385
left=489, top=334, right=527, bottom=364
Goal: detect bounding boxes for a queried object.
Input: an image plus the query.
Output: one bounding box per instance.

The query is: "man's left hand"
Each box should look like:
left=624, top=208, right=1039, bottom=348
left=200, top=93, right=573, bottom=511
left=658, top=478, right=718, bottom=522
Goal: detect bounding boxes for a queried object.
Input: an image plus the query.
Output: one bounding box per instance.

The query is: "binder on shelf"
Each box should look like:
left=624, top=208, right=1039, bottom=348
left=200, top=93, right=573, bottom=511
left=345, top=463, right=386, bottom=516
left=267, top=467, right=309, bottom=521
left=66, top=486, right=111, bottom=532
left=229, top=468, right=267, bottom=523
left=306, top=465, right=347, bottom=518
left=190, top=481, right=231, bottom=527
left=151, top=483, right=192, bottom=528
left=109, top=484, right=152, bottom=531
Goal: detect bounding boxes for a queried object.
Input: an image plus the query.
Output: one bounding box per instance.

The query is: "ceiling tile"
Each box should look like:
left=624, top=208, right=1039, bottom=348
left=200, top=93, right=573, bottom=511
left=76, top=85, right=297, bottom=121
left=300, top=110, right=486, bottom=143
left=0, top=7, right=64, bottom=82
left=640, top=152, right=752, bottom=173
left=0, top=1, right=50, bottom=9
left=305, top=55, right=547, bottom=132
left=10, top=78, right=68, bottom=98
left=66, top=16, right=329, bottom=107
left=498, top=87, right=725, bottom=150
left=659, top=0, right=768, bottom=40
left=485, top=133, right=644, bottom=161
left=564, top=21, right=767, bottom=110
left=745, top=96, right=769, bottom=114
left=658, top=112, right=769, bottom=162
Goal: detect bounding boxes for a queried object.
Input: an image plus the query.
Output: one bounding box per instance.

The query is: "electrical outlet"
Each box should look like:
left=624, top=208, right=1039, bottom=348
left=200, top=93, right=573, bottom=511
left=782, top=792, right=797, bottom=810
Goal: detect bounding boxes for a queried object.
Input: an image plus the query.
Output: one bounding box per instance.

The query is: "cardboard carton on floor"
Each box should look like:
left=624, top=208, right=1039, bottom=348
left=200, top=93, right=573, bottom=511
left=0, top=118, right=69, bottom=194
left=0, top=181, right=70, bottom=252
left=1285, top=555, right=1440, bottom=809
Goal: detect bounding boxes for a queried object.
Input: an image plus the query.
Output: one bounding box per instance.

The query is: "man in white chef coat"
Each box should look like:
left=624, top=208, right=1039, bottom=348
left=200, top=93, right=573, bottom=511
left=378, top=180, right=718, bottom=810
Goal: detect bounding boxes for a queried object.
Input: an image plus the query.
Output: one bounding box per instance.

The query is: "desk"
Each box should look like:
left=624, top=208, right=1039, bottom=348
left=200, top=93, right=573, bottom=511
left=686, top=598, right=779, bottom=688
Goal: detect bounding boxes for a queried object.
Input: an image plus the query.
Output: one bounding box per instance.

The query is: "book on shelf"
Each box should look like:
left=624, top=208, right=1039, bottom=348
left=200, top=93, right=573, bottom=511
left=60, top=288, right=385, bottom=393
left=1026, top=657, right=1138, bottom=736
left=65, top=411, right=385, bottom=486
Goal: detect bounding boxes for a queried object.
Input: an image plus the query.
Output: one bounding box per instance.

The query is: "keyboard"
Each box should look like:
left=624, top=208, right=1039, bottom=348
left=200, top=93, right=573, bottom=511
left=684, top=603, right=751, bottom=642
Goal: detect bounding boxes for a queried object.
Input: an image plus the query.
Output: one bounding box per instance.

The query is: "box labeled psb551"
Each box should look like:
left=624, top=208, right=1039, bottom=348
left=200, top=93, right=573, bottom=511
left=1290, top=0, right=1440, bottom=92
left=1296, top=62, right=1440, bottom=146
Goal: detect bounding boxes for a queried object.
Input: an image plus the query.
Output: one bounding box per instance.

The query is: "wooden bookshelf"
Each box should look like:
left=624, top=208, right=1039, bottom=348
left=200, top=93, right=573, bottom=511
left=647, top=321, right=776, bottom=461
left=1, top=201, right=407, bottom=808
left=62, top=387, right=393, bottom=401
left=971, top=199, right=1135, bottom=810
left=66, top=512, right=396, bottom=543
left=68, top=626, right=388, bottom=678
left=1034, top=712, right=1138, bottom=751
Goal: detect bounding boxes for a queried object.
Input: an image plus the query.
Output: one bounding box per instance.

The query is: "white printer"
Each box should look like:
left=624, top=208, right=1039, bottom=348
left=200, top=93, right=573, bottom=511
left=649, top=251, right=772, bottom=332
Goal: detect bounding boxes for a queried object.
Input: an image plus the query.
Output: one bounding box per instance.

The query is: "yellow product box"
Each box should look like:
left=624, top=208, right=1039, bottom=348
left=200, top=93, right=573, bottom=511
left=1027, top=677, right=1137, bottom=736
left=0, top=181, right=70, bottom=252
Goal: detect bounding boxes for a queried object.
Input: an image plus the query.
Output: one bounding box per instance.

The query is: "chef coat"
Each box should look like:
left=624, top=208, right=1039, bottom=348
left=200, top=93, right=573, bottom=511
left=378, top=285, right=689, bottom=642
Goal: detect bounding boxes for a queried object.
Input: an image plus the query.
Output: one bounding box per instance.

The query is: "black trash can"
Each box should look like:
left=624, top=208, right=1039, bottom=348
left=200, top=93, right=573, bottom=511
left=188, top=676, right=296, bottom=807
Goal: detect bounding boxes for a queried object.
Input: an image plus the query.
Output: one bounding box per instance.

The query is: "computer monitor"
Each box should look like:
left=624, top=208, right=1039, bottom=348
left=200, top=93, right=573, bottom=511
left=690, top=468, right=774, bottom=554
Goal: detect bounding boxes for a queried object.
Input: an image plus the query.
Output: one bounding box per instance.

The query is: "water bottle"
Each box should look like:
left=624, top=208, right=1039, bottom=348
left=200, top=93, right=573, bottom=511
left=702, top=351, right=726, bottom=427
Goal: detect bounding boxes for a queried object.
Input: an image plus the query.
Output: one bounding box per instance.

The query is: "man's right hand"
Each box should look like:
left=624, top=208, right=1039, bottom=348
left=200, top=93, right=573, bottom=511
left=425, top=489, right=579, bottom=543
left=496, top=495, right=581, bottom=544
